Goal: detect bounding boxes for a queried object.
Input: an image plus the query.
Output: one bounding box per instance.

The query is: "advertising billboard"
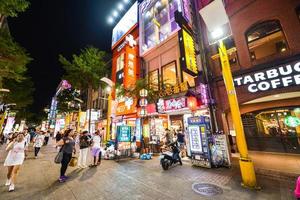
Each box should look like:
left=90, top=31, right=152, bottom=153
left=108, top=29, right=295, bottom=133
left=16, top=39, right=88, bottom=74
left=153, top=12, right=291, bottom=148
left=111, top=1, right=138, bottom=48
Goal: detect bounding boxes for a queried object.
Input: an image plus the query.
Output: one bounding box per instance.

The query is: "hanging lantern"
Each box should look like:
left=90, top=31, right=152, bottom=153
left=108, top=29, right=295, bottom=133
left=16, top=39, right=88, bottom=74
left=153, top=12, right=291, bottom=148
left=139, top=107, right=147, bottom=117
left=139, top=89, right=148, bottom=97
left=187, top=96, right=198, bottom=111
left=139, top=98, right=148, bottom=107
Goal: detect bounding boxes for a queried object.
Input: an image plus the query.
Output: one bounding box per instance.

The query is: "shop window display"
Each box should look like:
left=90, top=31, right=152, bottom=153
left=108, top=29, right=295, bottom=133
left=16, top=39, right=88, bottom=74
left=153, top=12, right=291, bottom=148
left=162, top=62, right=177, bottom=87
left=242, top=107, right=300, bottom=154
left=246, top=20, right=288, bottom=61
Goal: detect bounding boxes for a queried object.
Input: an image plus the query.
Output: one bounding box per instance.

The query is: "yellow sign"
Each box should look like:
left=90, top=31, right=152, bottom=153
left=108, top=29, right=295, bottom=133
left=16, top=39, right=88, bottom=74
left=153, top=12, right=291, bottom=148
left=183, top=29, right=198, bottom=74
left=159, top=82, right=189, bottom=97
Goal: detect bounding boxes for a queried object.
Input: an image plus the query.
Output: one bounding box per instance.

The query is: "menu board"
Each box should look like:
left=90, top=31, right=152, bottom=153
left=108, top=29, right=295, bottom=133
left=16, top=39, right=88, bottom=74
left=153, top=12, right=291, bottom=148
left=188, top=126, right=202, bottom=153
left=117, top=126, right=131, bottom=142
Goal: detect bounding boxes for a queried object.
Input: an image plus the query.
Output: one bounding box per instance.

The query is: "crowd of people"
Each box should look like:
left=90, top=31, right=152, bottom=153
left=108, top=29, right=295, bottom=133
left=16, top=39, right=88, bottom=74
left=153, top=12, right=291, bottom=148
left=2, top=128, right=104, bottom=191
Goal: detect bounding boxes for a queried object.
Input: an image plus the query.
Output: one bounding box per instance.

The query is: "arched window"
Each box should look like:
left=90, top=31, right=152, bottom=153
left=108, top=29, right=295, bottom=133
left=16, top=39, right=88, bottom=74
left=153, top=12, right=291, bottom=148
left=296, top=5, right=300, bottom=20
left=246, top=20, right=288, bottom=61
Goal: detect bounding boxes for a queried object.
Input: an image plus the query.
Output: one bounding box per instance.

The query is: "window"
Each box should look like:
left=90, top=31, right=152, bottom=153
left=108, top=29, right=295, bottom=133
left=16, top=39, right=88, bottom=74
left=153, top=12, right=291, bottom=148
left=211, top=37, right=239, bottom=69
left=162, top=62, right=177, bottom=87
left=140, top=0, right=191, bottom=54
left=246, top=20, right=288, bottom=61
left=116, top=53, right=124, bottom=72
left=182, top=71, right=195, bottom=87
left=149, top=70, right=159, bottom=91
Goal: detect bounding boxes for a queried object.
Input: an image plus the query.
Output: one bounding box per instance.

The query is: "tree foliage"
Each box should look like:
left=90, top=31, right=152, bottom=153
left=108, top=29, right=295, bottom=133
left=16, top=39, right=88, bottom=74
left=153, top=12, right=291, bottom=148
left=117, top=77, right=160, bottom=103
left=3, top=76, right=34, bottom=109
left=0, top=0, right=30, bottom=18
left=59, top=46, right=110, bottom=90
left=0, top=27, right=31, bottom=87
left=56, top=88, right=81, bottom=113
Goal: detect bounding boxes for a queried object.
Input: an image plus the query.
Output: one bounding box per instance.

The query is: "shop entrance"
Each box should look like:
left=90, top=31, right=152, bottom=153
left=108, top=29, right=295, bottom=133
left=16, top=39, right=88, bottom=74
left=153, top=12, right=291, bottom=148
left=242, top=107, right=300, bottom=154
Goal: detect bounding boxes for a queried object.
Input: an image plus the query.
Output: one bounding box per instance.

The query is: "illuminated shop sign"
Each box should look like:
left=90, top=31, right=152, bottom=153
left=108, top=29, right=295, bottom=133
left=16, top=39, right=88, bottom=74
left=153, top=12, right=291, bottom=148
left=112, top=2, right=138, bottom=47
left=116, top=97, right=137, bottom=116
left=234, top=60, right=300, bottom=93
left=117, top=126, right=131, bottom=142
left=157, top=97, right=187, bottom=113
left=179, top=29, right=198, bottom=74
left=159, top=82, right=189, bottom=97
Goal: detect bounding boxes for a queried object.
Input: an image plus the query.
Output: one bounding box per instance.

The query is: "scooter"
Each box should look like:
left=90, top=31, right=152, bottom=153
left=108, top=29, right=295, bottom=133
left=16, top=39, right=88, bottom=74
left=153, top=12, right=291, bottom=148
left=160, top=142, right=182, bottom=170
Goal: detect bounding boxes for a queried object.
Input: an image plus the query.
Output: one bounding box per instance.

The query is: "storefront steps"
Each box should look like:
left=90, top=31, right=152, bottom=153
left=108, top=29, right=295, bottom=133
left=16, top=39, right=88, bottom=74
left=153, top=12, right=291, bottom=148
left=232, top=152, right=300, bottom=181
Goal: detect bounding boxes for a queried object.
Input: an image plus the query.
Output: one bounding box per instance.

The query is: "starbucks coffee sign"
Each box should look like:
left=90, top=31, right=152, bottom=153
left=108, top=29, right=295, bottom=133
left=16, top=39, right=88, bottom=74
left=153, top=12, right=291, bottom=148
left=234, top=60, right=300, bottom=93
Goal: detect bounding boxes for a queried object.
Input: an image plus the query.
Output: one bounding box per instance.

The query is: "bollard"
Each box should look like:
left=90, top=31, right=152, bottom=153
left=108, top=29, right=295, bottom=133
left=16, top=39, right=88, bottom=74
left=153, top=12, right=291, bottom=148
left=295, top=176, right=300, bottom=199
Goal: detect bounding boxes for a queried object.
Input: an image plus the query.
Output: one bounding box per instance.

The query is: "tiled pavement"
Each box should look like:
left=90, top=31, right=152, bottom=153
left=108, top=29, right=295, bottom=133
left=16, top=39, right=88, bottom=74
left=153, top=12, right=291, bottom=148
left=0, top=140, right=297, bottom=200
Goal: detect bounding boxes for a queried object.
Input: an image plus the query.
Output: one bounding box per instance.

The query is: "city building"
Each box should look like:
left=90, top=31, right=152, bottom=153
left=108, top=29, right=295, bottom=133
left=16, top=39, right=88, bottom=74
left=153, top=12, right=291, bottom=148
left=198, top=0, right=300, bottom=154
left=138, top=0, right=211, bottom=153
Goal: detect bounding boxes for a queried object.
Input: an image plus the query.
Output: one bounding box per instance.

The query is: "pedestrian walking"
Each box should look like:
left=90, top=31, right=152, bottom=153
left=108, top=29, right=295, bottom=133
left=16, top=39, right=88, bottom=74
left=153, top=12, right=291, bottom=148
left=24, top=130, right=31, bottom=159
left=90, top=130, right=102, bottom=167
left=33, top=131, right=45, bottom=158
left=44, top=130, right=50, bottom=145
left=77, top=131, right=90, bottom=168
left=57, top=129, right=76, bottom=183
left=4, top=133, right=26, bottom=192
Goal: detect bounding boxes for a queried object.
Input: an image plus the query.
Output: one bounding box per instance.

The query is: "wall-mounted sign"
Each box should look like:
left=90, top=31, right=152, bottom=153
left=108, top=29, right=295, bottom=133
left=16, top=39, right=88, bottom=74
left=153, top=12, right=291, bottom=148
left=188, top=126, right=202, bottom=153
left=179, top=29, right=198, bottom=75
left=234, top=60, right=300, bottom=93
left=284, top=116, right=300, bottom=127
left=124, top=45, right=137, bottom=88
left=117, top=126, right=131, bottom=142
left=157, top=97, right=188, bottom=113
left=159, top=82, right=189, bottom=97
left=116, top=97, right=137, bottom=116
left=112, top=2, right=138, bottom=48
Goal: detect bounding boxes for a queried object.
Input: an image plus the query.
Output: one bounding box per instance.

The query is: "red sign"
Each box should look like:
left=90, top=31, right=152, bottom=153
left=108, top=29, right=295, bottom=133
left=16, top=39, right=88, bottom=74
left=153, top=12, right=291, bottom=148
left=124, top=44, right=137, bottom=88
left=157, top=97, right=188, bottom=113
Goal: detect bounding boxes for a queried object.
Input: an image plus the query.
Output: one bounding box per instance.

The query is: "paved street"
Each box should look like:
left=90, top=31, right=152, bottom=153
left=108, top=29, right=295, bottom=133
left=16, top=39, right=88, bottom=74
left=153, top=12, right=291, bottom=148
left=0, top=141, right=297, bottom=200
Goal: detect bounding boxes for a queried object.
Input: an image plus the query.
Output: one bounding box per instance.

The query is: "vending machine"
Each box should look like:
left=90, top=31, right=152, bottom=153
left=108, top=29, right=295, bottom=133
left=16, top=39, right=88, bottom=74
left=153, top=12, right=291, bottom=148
left=187, top=116, right=212, bottom=168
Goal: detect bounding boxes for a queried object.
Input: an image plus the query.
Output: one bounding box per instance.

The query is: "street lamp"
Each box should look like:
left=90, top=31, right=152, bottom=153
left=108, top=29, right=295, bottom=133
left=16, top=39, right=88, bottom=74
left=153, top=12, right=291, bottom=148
left=200, top=0, right=257, bottom=189
left=101, top=77, right=115, bottom=142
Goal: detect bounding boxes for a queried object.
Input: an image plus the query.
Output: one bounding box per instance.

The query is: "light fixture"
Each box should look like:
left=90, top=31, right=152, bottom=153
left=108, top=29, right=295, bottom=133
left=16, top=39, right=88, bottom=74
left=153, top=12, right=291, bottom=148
left=106, top=86, right=112, bottom=93
left=107, top=16, right=114, bottom=24
left=112, top=10, right=118, bottom=17
left=118, top=3, right=124, bottom=11
left=211, top=28, right=224, bottom=39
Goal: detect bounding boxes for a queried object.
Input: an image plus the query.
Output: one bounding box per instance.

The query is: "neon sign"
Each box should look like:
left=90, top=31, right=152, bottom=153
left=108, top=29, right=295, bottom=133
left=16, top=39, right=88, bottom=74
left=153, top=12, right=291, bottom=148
left=234, top=60, right=300, bottom=93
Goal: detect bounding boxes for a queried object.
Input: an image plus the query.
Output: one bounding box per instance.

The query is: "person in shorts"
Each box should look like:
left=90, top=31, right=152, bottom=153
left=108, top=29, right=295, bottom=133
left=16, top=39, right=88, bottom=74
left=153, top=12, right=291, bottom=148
left=90, top=131, right=101, bottom=167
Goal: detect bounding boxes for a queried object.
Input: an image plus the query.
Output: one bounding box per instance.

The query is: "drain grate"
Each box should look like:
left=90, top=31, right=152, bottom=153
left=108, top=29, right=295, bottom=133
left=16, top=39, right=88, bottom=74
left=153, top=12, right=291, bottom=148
left=192, top=183, right=223, bottom=197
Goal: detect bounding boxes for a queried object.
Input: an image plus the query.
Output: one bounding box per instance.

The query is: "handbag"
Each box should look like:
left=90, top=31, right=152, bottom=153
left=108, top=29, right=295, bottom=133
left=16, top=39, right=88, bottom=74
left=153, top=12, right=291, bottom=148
left=54, top=145, right=64, bottom=164
left=69, top=156, right=78, bottom=167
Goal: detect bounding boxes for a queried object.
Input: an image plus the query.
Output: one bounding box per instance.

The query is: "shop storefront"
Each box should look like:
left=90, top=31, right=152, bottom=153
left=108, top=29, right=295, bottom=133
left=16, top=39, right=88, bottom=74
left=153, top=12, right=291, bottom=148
left=218, top=55, right=300, bottom=154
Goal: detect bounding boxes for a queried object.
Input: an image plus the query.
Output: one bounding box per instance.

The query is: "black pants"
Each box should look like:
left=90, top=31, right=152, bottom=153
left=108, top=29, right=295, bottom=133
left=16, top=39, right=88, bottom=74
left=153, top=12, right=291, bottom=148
left=98, top=151, right=102, bottom=163
left=34, top=147, right=41, bottom=157
left=44, top=137, right=49, bottom=145
left=60, top=153, right=72, bottom=177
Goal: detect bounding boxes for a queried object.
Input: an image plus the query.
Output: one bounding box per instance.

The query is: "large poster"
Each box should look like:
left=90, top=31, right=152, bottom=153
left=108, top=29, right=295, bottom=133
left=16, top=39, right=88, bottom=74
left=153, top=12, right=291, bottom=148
left=188, top=126, right=202, bottom=153
left=112, top=2, right=138, bottom=47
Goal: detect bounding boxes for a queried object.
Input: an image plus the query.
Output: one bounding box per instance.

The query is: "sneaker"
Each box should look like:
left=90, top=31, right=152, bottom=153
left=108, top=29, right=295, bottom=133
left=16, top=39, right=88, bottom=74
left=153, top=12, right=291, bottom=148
left=5, top=179, right=11, bottom=186
left=58, top=177, right=65, bottom=183
left=62, top=175, right=69, bottom=180
left=8, top=184, right=14, bottom=192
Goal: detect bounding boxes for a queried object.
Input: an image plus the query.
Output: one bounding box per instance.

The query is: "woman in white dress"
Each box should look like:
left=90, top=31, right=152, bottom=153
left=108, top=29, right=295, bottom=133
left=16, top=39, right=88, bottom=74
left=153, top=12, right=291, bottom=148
left=4, top=132, right=26, bottom=192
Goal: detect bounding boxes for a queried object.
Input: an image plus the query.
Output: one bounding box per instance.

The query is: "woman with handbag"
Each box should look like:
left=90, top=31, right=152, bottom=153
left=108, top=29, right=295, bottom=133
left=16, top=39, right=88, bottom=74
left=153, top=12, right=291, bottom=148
left=4, top=133, right=26, bottom=192
left=56, top=129, right=76, bottom=183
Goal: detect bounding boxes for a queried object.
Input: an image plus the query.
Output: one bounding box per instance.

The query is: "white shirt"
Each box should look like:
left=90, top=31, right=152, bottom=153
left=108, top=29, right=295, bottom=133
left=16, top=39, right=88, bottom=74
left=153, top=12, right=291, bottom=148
left=4, top=140, right=26, bottom=166
left=92, top=135, right=101, bottom=148
left=24, top=134, right=31, bottom=147
left=34, top=135, right=45, bottom=148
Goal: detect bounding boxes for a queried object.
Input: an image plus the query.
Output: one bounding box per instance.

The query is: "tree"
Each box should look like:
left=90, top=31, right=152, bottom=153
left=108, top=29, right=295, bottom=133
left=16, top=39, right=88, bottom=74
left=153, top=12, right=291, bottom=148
left=117, top=77, right=160, bottom=103
left=0, top=27, right=31, bottom=87
left=0, top=0, right=30, bottom=28
left=3, top=76, right=34, bottom=109
left=59, top=47, right=109, bottom=131
left=56, top=88, right=80, bottom=113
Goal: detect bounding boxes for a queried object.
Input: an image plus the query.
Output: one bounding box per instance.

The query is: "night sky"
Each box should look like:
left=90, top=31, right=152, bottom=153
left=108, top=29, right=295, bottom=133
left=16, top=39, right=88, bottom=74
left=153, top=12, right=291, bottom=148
left=7, top=0, right=134, bottom=113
